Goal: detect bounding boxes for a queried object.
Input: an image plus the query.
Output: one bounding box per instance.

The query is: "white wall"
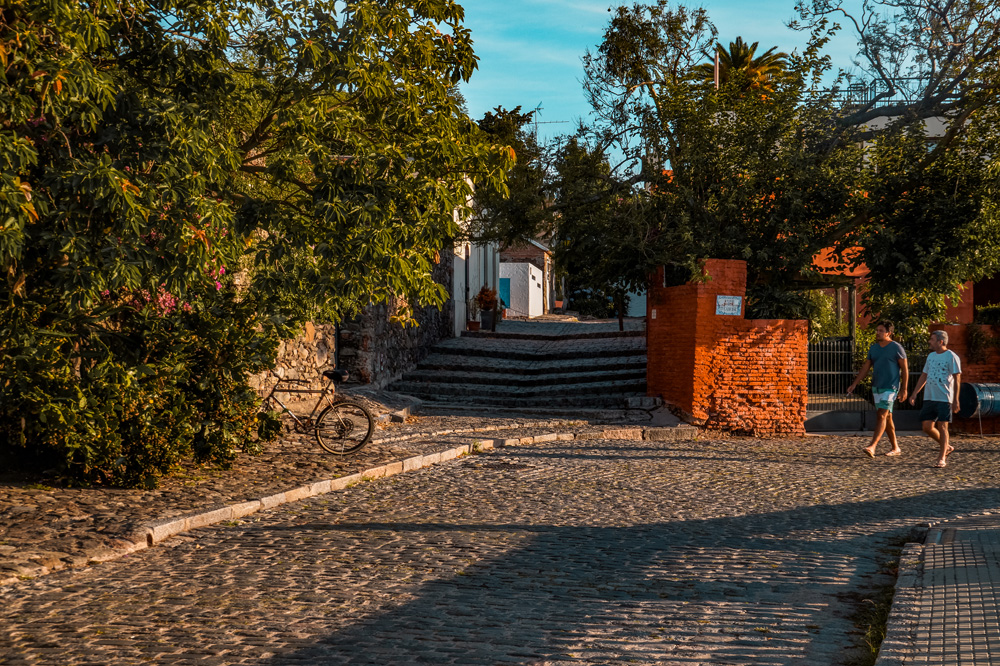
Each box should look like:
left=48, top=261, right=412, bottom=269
left=453, top=240, right=500, bottom=336
left=627, top=289, right=647, bottom=318
left=501, top=262, right=544, bottom=318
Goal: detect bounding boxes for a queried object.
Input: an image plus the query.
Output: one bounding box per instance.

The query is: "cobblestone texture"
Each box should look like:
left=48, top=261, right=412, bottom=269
left=2, top=433, right=1000, bottom=664
left=0, top=413, right=589, bottom=585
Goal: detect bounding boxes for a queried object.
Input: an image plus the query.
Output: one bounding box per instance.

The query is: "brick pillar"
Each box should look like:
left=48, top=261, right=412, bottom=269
left=647, top=259, right=807, bottom=435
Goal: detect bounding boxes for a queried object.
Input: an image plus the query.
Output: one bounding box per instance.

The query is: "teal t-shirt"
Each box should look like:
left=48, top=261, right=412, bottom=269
left=868, top=341, right=907, bottom=391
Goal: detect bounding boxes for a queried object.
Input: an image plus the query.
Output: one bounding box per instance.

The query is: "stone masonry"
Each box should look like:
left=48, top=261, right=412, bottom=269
left=338, top=247, right=456, bottom=388
left=249, top=321, right=338, bottom=399
left=251, top=247, right=457, bottom=394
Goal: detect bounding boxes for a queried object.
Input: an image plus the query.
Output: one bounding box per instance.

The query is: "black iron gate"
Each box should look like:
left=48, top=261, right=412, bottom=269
left=807, top=336, right=925, bottom=431
left=807, top=337, right=869, bottom=429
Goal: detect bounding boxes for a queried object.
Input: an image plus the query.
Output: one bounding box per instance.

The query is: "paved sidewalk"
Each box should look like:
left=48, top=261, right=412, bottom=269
left=878, top=512, right=1000, bottom=665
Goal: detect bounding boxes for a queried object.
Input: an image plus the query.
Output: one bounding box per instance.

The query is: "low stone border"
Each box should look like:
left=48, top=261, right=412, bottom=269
left=0, top=423, right=697, bottom=589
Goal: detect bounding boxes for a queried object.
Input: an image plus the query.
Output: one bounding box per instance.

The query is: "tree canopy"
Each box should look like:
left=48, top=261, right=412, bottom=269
left=572, top=0, right=1000, bottom=338
left=0, top=0, right=508, bottom=485
left=692, top=37, right=790, bottom=91
left=468, top=106, right=551, bottom=248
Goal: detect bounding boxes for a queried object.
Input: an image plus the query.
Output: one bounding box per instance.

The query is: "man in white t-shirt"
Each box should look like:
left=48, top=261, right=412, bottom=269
left=908, top=330, right=962, bottom=468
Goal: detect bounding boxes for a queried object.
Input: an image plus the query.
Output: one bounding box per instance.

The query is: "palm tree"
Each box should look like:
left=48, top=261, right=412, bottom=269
left=694, top=37, right=789, bottom=92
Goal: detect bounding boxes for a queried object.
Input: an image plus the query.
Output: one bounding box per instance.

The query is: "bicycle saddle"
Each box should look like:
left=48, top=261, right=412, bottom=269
left=323, top=369, right=349, bottom=383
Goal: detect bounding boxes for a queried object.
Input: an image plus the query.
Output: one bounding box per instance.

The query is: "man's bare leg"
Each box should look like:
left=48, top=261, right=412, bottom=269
left=884, top=413, right=902, bottom=455
left=922, top=420, right=942, bottom=444
left=864, top=410, right=890, bottom=457
left=936, top=423, right=954, bottom=467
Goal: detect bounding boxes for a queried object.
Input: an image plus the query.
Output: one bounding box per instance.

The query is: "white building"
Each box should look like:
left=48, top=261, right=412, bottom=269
left=452, top=239, right=500, bottom=336
left=500, top=262, right=545, bottom=318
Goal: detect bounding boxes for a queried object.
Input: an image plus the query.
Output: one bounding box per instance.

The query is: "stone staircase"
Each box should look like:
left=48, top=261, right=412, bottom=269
left=389, top=321, right=657, bottom=415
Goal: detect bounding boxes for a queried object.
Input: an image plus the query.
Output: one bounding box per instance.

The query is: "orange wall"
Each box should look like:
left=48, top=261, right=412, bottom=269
left=647, top=259, right=808, bottom=435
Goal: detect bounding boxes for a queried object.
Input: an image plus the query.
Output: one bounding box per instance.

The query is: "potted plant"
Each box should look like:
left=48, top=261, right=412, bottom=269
left=475, top=286, right=499, bottom=331
left=466, top=298, right=481, bottom=331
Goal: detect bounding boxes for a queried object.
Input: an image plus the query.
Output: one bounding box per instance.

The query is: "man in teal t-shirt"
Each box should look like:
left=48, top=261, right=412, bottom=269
left=848, top=320, right=909, bottom=458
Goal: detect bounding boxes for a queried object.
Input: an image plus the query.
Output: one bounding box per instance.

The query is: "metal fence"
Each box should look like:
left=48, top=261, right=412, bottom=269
left=807, top=336, right=926, bottom=429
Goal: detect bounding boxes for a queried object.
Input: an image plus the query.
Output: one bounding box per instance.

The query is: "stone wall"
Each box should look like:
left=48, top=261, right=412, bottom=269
left=250, top=322, right=338, bottom=402
left=251, top=249, right=455, bottom=394
left=646, top=259, right=808, bottom=435
left=339, top=248, right=455, bottom=388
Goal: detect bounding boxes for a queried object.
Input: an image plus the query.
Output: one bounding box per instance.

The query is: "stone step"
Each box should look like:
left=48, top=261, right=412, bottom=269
left=461, top=329, right=645, bottom=341
left=415, top=402, right=641, bottom=422
left=399, top=391, right=648, bottom=409
left=390, top=379, right=647, bottom=403
left=414, top=353, right=648, bottom=376
left=400, top=367, right=647, bottom=388
left=430, top=342, right=646, bottom=363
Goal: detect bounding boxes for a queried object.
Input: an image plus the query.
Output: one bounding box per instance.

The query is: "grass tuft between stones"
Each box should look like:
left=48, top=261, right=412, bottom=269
left=845, top=535, right=908, bottom=666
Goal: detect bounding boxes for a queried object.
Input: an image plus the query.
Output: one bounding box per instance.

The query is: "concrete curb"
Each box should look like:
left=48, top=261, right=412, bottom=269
left=875, top=541, right=924, bottom=666
left=0, top=424, right=697, bottom=588
left=133, top=425, right=696, bottom=548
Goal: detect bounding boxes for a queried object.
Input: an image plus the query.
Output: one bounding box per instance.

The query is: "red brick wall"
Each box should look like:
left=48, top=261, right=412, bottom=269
left=500, top=243, right=547, bottom=271
left=647, top=259, right=808, bottom=435
left=928, top=324, right=1000, bottom=433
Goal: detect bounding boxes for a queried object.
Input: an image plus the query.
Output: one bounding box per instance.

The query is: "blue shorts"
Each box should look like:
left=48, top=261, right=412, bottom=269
left=920, top=400, right=953, bottom=423
left=872, top=388, right=898, bottom=413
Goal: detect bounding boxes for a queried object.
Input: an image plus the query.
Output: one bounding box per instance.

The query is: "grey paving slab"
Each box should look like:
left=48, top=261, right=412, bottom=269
left=2, top=434, right=1000, bottom=665
left=879, top=513, right=1000, bottom=666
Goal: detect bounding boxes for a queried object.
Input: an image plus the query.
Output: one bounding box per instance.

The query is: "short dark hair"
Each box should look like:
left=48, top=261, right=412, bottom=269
left=875, top=319, right=895, bottom=334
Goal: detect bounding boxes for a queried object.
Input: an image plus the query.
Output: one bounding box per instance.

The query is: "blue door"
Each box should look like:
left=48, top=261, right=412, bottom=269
left=498, top=278, right=511, bottom=310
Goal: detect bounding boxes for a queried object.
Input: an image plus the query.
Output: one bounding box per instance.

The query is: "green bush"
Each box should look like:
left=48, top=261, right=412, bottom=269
left=0, top=291, right=281, bottom=488
left=975, top=304, right=1000, bottom=325
left=745, top=287, right=849, bottom=342
left=569, top=289, right=619, bottom=318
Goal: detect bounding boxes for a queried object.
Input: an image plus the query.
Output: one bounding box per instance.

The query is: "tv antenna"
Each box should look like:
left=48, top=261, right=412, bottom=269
left=531, top=101, right=568, bottom=140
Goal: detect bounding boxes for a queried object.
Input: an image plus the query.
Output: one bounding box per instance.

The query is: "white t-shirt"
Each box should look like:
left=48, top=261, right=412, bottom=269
left=921, top=350, right=962, bottom=403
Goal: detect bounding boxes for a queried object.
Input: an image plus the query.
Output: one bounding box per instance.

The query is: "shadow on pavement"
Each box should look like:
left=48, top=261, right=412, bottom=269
left=255, top=488, right=1000, bottom=666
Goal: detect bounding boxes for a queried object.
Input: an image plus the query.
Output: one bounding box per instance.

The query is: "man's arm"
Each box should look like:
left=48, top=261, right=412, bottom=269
left=909, top=372, right=928, bottom=405
left=898, top=356, right=909, bottom=401
left=952, top=372, right=962, bottom=412
left=847, top=359, right=873, bottom=394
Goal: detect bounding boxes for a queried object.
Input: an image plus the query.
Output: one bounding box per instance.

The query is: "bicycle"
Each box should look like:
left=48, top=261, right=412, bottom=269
left=260, top=369, right=375, bottom=455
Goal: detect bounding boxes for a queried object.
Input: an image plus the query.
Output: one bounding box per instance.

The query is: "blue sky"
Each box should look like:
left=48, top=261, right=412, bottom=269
left=460, top=0, right=862, bottom=144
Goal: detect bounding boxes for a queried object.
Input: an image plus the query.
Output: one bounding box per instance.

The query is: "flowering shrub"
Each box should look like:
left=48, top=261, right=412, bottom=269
left=0, top=290, right=281, bottom=488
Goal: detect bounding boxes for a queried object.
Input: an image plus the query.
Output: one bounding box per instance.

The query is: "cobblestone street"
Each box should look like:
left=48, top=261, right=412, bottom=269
left=3, top=433, right=1000, bottom=665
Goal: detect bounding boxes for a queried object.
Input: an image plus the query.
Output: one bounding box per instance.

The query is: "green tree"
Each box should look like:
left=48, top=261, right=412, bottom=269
left=0, top=0, right=507, bottom=486
left=469, top=106, right=552, bottom=248
left=578, top=0, right=1000, bottom=336
left=692, top=37, right=790, bottom=91
left=553, top=138, right=652, bottom=327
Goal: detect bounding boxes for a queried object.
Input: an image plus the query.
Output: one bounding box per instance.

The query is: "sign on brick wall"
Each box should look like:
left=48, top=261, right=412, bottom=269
left=715, top=295, right=742, bottom=316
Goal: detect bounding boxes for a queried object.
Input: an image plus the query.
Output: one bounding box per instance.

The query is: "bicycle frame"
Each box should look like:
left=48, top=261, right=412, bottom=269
left=261, top=377, right=339, bottom=432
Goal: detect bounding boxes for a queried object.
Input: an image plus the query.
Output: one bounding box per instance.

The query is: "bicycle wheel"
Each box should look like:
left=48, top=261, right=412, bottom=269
left=315, top=401, right=374, bottom=455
